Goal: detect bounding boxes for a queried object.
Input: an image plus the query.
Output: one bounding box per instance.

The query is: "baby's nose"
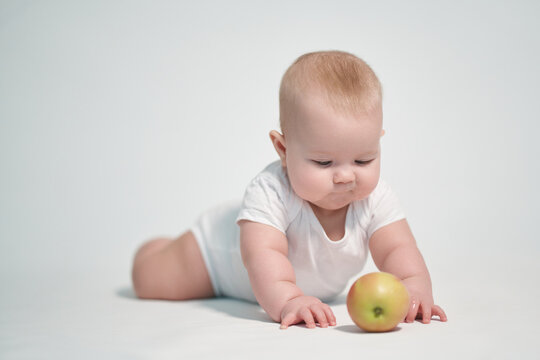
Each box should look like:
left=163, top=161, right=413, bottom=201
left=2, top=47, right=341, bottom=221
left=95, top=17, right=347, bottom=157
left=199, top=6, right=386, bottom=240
left=333, top=168, right=355, bottom=184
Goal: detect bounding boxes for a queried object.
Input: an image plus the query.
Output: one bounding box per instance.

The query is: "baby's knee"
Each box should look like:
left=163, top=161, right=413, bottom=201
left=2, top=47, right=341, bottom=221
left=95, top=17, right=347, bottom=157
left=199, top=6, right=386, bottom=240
left=131, top=238, right=172, bottom=298
left=133, top=238, right=170, bottom=263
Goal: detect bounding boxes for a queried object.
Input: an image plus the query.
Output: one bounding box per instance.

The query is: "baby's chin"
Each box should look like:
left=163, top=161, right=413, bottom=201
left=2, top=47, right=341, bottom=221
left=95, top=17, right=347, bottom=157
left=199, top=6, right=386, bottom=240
left=312, top=192, right=369, bottom=210
left=309, top=197, right=353, bottom=212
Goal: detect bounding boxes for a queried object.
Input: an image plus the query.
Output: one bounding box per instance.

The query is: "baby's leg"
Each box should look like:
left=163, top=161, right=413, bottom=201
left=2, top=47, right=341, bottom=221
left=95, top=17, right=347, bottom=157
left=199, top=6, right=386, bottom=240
left=131, top=231, right=214, bottom=300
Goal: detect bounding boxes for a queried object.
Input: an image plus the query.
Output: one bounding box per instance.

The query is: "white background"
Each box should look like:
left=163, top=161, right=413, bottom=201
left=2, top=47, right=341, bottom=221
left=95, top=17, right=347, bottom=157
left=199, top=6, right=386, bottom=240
left=1, top=1, right=539, bottom=358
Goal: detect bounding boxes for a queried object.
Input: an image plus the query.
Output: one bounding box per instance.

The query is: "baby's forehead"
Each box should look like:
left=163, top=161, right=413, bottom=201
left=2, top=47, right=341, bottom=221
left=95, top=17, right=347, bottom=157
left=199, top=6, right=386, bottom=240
left=295, top=95, right=381, bottom=127
left=290, top=118, right=382, bottom=156
left=300, top=139, right=381, bottom=160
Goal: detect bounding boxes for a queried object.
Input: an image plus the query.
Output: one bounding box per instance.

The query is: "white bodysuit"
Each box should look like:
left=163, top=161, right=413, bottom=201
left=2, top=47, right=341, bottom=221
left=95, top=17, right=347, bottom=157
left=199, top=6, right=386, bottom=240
left=190, top=160, right=405, bottom=303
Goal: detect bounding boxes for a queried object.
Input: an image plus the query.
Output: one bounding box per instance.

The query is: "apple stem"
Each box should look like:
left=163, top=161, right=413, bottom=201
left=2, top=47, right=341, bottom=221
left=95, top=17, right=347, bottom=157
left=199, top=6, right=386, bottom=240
left=373, top=307, right=383, bottom=317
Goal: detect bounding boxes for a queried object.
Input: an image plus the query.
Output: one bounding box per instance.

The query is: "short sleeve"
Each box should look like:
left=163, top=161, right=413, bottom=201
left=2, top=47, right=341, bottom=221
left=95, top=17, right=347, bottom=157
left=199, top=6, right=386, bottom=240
left=235, top=174, right=289, bottom=235
left=366, top=180, right=406, bottom=240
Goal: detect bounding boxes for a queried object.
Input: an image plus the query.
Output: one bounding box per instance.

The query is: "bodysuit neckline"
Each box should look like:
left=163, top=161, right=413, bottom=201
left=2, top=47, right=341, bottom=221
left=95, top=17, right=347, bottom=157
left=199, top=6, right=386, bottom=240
left=306, top=202, right=354, bottom=244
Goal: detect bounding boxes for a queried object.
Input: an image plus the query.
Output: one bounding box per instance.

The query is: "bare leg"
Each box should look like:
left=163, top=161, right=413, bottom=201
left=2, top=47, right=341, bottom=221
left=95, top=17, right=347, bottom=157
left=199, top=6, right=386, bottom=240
left=132, top=231, right=215, bottom=300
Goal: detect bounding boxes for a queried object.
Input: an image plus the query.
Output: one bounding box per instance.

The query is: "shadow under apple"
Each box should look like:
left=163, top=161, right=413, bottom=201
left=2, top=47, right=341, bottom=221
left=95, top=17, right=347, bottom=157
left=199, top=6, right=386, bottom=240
left=335, top=324, right=403, bottom=333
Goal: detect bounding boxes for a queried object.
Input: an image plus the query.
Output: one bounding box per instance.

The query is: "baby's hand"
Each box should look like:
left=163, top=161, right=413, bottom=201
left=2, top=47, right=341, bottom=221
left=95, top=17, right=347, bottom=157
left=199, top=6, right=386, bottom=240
left=401, top=276, right=447, bottom=324
left=279, top=295, right=336, bottom=329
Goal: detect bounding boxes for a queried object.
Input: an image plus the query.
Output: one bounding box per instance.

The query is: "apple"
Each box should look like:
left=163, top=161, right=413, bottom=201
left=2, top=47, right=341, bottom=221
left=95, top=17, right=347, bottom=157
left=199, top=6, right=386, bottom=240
left=347, top=272, right=410, bottom=332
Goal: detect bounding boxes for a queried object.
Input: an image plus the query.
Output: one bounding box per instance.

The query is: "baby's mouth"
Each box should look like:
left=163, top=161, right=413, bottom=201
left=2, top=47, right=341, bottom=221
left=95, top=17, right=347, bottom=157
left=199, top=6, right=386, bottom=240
left=335, top=185, right=355, bottom=193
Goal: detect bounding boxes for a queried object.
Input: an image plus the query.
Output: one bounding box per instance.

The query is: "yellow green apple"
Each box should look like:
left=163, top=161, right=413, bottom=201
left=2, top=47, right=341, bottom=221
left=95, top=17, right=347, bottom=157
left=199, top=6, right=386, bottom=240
left=347, top=272, right=410, bottom=332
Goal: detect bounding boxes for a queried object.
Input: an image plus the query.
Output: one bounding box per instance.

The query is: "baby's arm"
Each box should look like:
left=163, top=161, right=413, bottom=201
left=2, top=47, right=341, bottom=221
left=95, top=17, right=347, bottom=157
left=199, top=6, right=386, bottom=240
left=369, top=219, right=447, bottom=323
left=239, top=220, right=336, bottom=329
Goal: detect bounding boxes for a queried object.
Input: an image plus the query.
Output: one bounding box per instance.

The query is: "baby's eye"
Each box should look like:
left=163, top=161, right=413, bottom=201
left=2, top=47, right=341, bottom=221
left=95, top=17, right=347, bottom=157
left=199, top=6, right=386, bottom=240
left=313, top=160, right=332, bottom=167
left=355, top=160, right=374, bottom=165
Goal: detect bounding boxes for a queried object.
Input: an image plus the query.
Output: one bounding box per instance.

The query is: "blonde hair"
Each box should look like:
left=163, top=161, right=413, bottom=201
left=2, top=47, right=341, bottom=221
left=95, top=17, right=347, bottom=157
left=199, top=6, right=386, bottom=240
left=279, top=50, right=382, bottom=134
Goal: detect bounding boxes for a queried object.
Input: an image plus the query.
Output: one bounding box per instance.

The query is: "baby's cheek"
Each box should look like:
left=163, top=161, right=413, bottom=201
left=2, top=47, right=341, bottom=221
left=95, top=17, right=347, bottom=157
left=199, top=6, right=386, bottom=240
left=367, top=169, right=381, bottom=192
left=357, top=169, right=379, bottom=196
left=290, top=168, right=321, bottom=199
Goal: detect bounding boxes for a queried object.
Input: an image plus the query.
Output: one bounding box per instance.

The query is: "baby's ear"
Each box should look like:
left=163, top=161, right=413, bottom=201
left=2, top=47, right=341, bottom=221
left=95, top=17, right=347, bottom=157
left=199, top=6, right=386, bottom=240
left=269, top=130, right=287, bottom=167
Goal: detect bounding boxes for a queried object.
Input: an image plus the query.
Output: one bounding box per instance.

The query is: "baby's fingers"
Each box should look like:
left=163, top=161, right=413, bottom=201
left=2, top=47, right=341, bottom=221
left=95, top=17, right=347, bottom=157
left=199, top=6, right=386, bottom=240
left=432, top=305, right=448, bottom=322
left=310, top=305, right=329, bottom=328
left=300, top=308, right=316, bottom=329
left=420, top=303, right=432, bottom=324
left=280, top=312, right=298, bottom=330
left=405, top=297, right=420, bottom=323
left=322, top=304, right=337, bottom=326
left=279, top=308, right=319, bottom=329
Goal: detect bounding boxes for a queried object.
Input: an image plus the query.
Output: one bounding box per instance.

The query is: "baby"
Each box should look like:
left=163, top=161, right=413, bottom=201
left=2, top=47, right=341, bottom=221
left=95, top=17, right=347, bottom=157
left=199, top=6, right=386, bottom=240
left=131, top=50, right=447, bottom=329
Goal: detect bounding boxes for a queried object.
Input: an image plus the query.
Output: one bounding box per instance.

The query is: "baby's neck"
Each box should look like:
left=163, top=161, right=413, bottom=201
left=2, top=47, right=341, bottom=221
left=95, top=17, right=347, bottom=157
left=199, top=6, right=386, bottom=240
left=309, top=203, right=350, bottom=241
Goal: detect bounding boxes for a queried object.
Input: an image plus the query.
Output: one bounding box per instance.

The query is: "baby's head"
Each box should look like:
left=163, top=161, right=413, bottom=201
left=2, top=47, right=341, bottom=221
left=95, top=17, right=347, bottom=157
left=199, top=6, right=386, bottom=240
left=278, top=50, right=382, bottom=136
left=270, top=50, right=385, bottom=211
